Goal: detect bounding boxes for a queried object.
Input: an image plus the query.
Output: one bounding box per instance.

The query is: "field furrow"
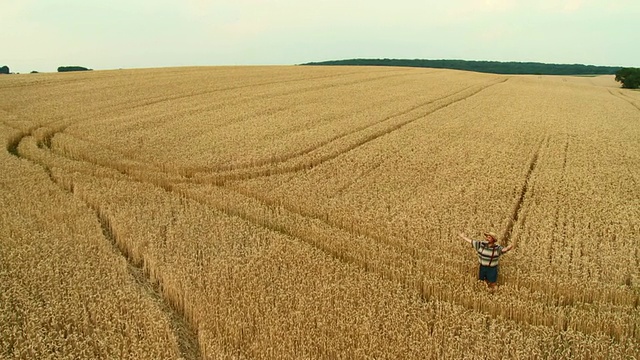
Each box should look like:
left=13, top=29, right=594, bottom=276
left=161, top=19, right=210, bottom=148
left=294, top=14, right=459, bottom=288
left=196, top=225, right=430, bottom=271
left=1, top=67, right=638, bottom=359
left=608, top=89, right=640, bottom=112
left=503, top=135, right=547, bottom=245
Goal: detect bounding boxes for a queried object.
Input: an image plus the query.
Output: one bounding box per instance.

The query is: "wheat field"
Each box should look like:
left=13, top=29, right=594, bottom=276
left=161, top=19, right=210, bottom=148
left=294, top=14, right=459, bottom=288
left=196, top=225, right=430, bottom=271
left=1, top=66, right=638, bottom=359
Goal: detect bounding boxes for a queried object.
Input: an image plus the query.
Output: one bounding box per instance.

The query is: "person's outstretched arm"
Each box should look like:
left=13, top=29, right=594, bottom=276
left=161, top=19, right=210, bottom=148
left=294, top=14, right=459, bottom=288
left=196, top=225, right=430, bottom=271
left=458, top=233, right=473, bottom=245
left=502, top=242, right=516, bottom=253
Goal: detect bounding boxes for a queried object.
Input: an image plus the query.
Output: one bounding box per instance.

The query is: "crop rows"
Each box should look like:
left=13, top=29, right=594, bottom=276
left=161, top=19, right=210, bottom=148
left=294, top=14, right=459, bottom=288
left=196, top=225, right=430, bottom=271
left=1, top=67, right=639, bottom=359
left=0, top=126, right=182, bottom=359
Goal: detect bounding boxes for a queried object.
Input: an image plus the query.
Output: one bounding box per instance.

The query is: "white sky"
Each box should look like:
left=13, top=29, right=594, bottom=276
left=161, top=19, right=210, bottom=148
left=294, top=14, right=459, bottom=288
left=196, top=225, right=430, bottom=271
left=2, top=0, right=639, bottom=73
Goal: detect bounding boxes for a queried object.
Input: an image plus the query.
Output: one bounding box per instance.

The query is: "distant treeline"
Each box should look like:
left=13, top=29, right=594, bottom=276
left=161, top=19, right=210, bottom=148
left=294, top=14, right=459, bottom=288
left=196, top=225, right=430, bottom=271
left=302, top=59, right=622, bottom=75
left=58, top=66, right=92, bottom=72
left=0, top=65, right=93, bottom=74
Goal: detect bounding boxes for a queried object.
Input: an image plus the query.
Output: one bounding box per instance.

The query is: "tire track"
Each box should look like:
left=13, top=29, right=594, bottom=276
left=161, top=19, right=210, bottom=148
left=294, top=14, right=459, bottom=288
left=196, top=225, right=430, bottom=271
left=8, top=70, right=407, bottom=139
left=6, top=134, right=21, bottom=157
left=61, top=71, right=435, bottom=168
left=191, top=78, right=509, bottom=183
left=15, top=84, right=637, bottom=318
left=0, top=116, right=29, bottom=156
left=126, top=68, right=412, bottom=111
left=329, top=158, right=386, bottom=199
left=608, top=89, right=640, bottom=112
left=91, top=200, right=202, bottom=360
left=5, top=128, right=203, bottom=360
left=42, top=122, right=640, bottom=316
left=551, top=136, right=570, bottom=252
left=16, top=78, right=523, bottom=263
left=503, top=136, right=546, bottom=245
left=40, top=78, right=505, bottom=183
left=8, top=75, right=638, bottom=344
left=32, top=70, right=428, bottom=177
left=15, top=121, right=639, bottom=342
left=175, top=182, right=638, bottom=342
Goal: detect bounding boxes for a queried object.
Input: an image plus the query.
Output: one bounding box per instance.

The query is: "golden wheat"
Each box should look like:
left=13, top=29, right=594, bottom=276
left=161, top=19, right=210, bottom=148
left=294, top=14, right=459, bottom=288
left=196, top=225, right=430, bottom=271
left=1, top=66, right=638, bottom=359
left=0, top=134, right=181, bottom=359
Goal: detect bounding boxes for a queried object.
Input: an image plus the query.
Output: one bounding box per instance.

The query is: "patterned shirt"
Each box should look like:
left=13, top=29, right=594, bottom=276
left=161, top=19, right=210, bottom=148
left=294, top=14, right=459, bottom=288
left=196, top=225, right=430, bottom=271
left=472, top=240, right=504, bottom=267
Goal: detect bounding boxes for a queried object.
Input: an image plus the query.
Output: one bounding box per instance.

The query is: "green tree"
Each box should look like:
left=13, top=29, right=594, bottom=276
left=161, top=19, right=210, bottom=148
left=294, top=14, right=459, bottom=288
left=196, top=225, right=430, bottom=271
left=57, top=66, right=92, bottom=72
left=615, top=68, right=640, bottom=89
left=0, top=65, right=9, bottom=74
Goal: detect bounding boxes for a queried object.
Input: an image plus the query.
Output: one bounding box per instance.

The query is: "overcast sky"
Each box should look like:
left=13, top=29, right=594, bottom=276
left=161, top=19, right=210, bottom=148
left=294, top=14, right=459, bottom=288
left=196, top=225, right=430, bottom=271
left=2, top=0, right=639, bottom=73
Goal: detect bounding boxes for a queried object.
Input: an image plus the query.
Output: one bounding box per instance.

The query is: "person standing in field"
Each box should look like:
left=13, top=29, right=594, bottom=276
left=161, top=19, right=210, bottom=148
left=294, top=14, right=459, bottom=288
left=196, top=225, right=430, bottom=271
left=458, top=231, right=514, bottom=291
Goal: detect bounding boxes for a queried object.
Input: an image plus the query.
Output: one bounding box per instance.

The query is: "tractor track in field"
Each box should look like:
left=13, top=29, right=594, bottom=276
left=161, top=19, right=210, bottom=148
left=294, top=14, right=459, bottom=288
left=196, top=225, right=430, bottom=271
left=81, top=69, right=434, bottom=144
left=7, top=78, right=505, bottom=275
left=0, top=118, right=27, bottom=156
left=502, top=135, right=547, bottom=245
left=3, top=68, right=415, bottom=146
left=126, top=68, right=414, bottom=111
left=16, top=117, right=640, bottom=342
left=4, top=128, right=203, bottom=360
left=16, top=69, right=447, bottom=180
left=189, top=77, right=509, bottom=182
left=551, top=136, right=571, bottom=254
left=5, top=75, right=639, bottom=345
left=608, top=89, right=640, bottom=112
left=34, top=77, right=506, bottom=183
left=175, top=179, right=640, bottom=342
left=10, top=124, right=640, bottom=346
left=6, top=134, right=21, bottom=157
left=92, top=202, right=202, bottom=360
